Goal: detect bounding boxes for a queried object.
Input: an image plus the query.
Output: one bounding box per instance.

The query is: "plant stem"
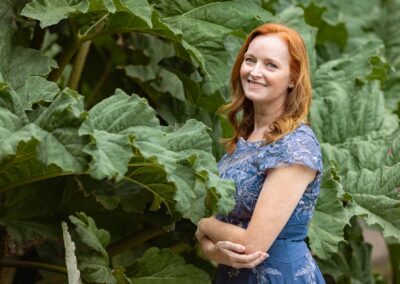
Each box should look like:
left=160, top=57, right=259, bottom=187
left=107, top=227, right=165, bottom=257
left=47, top=40, right=81, bottom=82
left=31, top=22, right=46, bottom=50
left=67, top=40, right=92, bottom=90
left=83, top=13, right=110, bottom=36
left=0, top=171, right=85, bottom=192
left=48, top=13, right=109, bottom=84
left=0, top=260, right=67, bottom=275
left=388, top=243, right=400, bottom=284
left=0, top=152, right=36, bottom=174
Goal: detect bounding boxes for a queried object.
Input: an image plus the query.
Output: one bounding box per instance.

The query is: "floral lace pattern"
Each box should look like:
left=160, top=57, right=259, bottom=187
left=294, top=251, right=318, bottom=284
left=253, top=267, right=283, bottom=284
left=215, top=124, right=325, bottom=284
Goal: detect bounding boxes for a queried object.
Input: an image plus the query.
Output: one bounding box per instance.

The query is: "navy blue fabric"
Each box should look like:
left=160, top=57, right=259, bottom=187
left=215, top=124, right=325, bottom=283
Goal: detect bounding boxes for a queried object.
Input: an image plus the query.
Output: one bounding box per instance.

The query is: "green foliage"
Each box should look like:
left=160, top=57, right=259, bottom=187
left=0, top=0, right=400, bottom=283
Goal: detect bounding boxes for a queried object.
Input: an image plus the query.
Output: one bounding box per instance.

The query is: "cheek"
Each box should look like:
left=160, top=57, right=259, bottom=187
left=239, top=62, right=248, bottom=79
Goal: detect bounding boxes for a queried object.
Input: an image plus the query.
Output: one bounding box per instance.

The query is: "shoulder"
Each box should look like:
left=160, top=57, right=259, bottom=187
left=273, top=123, right=323, bottom=171
left=255, top=124, right=323, bottom=174
left=278, top=123, right=321, bottom=150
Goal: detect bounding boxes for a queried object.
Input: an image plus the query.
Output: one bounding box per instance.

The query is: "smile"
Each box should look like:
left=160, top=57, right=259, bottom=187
left=247, top=80, right=268, bottom=87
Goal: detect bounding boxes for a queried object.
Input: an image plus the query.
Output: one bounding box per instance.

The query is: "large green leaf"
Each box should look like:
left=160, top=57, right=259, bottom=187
left=117, top=0, right=152, bottom=27
left=151, top=0, right=224, bottom=17
left=21, top=0, right=153, bottom=31
left=21, top=0, right=90, bottom=28
left=317, top=218, right=375, bottom=284
left=311, top=40, right=395, bottom=144
left=69, top=212, right=118, bottom=284
left=321, top=129, right=400, bottom=175
left=163, top=1, right=273, bottom=95
left=308, top=165, right=349, bottom=259
left=309, top=29, right=400, bottom=257
left=2, top=46, right=58, bottom=90
left=378, top=0, right=400, bottom=112
left=0, top=0, right=14, bottom=79
left=301, top=1, right=347, bottom=49
left=343, top=164, right=400, bottom=241
left=16, top=76, right=60, bottom=111
left=0, top=177, right=66, bottom=244
left=124, top=34, right=185, bottom=102
left=0, top=2, right=57, bottom=88
left=126, top=247, right=210, bottom=284
left=0, top=82, right=87, bottom=192
left=79, top=89, right=235, bottom=222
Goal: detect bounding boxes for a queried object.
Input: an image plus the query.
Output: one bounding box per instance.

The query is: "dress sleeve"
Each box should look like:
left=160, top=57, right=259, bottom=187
left=257, top=127, right=323, bottom=176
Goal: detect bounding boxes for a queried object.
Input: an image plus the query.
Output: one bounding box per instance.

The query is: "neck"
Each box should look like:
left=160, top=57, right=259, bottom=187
left=252, top=102, right=285, bottom=132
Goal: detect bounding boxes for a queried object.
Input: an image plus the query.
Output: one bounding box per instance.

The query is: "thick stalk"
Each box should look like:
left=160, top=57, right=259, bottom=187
left=31, top=22, right=46, bottom=50
left=0, top=260, right=67, bottom=275
left=47, top=40, right=81, bottom=82
left=0, top=171, right=85, bottom=192
left=0, top=268, right=15, bottom=284
left=67, top=40, right=92, bottom=90
left=388, top=243, right=400, bottom=284
left=48, top=13, right=109, bottom=83
left=0, top=230, right=15, bottom=284
left=107, top=227, right=165, bottom=257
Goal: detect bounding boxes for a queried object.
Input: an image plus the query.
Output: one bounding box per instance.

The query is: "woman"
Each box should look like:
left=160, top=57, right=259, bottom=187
left=195, top=23, right=325, bottom=283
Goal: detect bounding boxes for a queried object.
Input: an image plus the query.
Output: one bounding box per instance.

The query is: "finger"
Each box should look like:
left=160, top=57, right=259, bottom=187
left=195, top=230, right=203, bottom=241
left=220, top=249, right=264, bottom=265
left=230, top=251, right=263, bottom=263
left=216, top=241, right=246, bottom=253
left=235, top=253, right=268, bottom=268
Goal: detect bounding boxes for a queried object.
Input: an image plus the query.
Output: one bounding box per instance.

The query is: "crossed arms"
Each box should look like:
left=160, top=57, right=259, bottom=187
left=196, top=164, right=316, bottom=268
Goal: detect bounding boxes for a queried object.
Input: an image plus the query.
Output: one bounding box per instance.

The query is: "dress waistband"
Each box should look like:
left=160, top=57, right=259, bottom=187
left=266, top=239, right=309, bottom=263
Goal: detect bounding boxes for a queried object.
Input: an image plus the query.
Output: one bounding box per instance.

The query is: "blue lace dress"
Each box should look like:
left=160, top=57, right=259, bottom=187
left=214, top=123, right=325, bottom=284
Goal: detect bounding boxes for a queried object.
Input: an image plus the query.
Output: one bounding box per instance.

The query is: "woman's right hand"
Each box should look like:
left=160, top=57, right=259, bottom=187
left=200, top=237, right=268, bottom=269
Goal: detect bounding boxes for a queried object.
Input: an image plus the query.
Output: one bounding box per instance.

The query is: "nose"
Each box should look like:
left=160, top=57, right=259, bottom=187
left=249, top=63, right=262, bottom=77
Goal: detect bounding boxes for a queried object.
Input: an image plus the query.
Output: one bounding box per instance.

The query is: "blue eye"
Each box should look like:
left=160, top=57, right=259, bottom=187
left=266, top=62, right=277, bottom=68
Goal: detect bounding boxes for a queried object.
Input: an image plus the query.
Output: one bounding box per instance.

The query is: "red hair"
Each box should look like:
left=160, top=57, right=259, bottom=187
left=220, top=23, right=312, bottom=153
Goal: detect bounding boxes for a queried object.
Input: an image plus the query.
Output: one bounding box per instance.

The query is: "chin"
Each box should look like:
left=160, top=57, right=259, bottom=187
left=244, top=92, right=268, bottom=102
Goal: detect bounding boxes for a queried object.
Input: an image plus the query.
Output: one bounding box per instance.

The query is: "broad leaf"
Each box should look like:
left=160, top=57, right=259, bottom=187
left=0, top=83, right=87, bottom=192
left=126, top=247, right=210, bottom=283
left=69, top=212, right=117, bottom=284
left=317, top=218, right=375, bottom=284
left=309, top=33, right=400, bottom=256
left=21, top=0, right=90, bottom=28
left=80, top=89, right=235, bottom=222
left=16, top=76, right=60, bottom=111
left=308, top=165, right=349, bottom=259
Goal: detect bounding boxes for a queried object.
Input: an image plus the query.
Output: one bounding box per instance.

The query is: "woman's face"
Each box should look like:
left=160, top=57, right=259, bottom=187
left=240, top=34, right=292, bottom=108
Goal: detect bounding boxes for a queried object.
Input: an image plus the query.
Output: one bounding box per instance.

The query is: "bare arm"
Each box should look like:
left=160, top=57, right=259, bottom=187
left=197, top=164, right=316, bottom=254
left=199, top=237, right=268, bottom=268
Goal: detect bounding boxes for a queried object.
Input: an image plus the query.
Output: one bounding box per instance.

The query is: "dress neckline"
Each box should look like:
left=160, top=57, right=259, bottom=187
left=238, top=123, right=307, bottom=147
left=239, top=137, right=264, bottom=145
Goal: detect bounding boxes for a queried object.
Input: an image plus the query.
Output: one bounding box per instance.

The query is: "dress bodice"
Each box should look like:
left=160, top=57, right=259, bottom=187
left=216, top=123, right=323, bottom=240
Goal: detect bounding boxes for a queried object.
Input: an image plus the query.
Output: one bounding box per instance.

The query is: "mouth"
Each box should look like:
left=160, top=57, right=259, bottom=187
left=247, top=79, right=268, bottom=87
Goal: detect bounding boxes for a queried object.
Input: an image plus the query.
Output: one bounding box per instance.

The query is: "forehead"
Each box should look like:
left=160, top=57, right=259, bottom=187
left=246, top=34, right=290, bottom=64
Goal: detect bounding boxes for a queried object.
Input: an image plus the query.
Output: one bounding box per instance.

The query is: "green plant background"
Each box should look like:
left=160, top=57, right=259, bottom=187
left=0, top=0, right=399, bottom=283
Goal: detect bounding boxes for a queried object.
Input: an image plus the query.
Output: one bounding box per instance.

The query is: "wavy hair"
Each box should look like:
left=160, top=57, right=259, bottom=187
left=220, top=23, right=312, bottom=153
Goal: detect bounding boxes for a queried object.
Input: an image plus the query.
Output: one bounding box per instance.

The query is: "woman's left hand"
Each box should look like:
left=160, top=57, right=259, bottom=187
left=199, top=237, right=268, bottom=268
